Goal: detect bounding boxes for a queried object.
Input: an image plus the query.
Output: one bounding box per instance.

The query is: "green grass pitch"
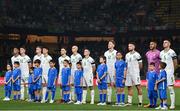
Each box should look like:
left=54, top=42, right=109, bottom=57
left=0, top=86, right=180, bottom=110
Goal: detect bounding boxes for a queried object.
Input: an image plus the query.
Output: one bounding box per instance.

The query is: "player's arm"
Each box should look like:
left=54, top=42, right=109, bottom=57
left=137, top=53, right=143, bottom=69
left=6, top=77, right=12, bottom=84
left=156, top=72, right=166, bottom=84
left=92, top=65, right=96, bottom=74
left=67, top=69, right=71, bottom=86
left=114, top=69, right=116, bottom=82
left=80, top=73, right=83, bottom=87
left=154, top=74, right=158, bottom=90
left=54, top=69, right=58, bottom=85
left=34, top=75, right=41, bottom=83
left=156, top=77, right=166, bottom=84
left=100, top=72, right=107, bottom=80
left=123, top=68, right=127, bottom=83
left=173, top=58, right=178, bottom=70
left=146, top=73, right=148, bottom=89
left=139, top=61, right=143, bottom=69
left=96, top=72, right=100, bottom=83
left=34, top=70, right=42, bottom=83
left=4, top=77, right=7, bottom=84
left=14, top=75, right=20, bottom=83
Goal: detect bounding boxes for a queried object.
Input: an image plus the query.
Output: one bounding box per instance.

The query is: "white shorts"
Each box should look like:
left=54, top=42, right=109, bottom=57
left=21, top=76, right=29, bottom=84
left=125, top=74, right=141, bottom=86
left=107, top=70, right=115, bottom=83
left=167, top=73, right=175, bottom=86
left=83, top=74, right=93, bottom=87
left=42, top=75, right=48, bottom=84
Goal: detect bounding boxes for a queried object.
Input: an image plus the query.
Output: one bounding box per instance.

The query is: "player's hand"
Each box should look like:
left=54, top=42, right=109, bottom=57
left=5, top=82, right=7, bottom=85
left=155, top=81, right=158, bottom=85
left=154, top=85, right=157, bottom=90
left=122, top=79, right=125, bottom=84
left=71, top=83, right=74, bottom=86
left=97, top=79, right=101, bottom=83
left=111, top=82, right=115, bottom=87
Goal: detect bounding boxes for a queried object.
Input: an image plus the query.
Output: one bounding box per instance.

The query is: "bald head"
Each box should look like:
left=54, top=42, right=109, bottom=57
left=72, top=45, right=78, bottom=54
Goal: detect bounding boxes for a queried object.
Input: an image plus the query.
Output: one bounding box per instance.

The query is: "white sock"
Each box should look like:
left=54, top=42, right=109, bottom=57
left=20, top=85, right=25, bottom=100
left=128, top=95, right=132, bottom=104
left=60, top=89, right=63, bottom=99
left=107, top=87, right=112, bottom=102
left=71, top=87, right=75, bottom=101
left=138, top=95, right=143, bottom=103
left=42, top=87, right=47, bottom=101
left=91, top=90, right=95, bottom=103
left=169, top=86, right=175, bottom=107
left=82, top=90, right=87, bottom=103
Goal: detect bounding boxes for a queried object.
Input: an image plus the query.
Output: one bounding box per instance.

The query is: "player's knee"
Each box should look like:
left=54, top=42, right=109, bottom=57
left=168, top=86, right=175, bottom=94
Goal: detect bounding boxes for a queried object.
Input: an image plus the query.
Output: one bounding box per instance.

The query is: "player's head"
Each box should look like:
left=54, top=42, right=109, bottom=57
left=6, top=64, right=12, bottom=71
left=149, top=41, right=157, bottom=50
left=14, top=61, right=20, bottom=68
left=20, top=46, right=26, bottom=55
left=72, top=45, right=78, bottom=53
left=13, top=47, right=19, bottom=55
left=34, top=59, right=41, bottom=67
left=116, top=51, right=123, bottom=60
left=63, top=59, right=69, bottom=67
left=163, top=39, right=171, bottom=48
left=84, top=49, right=90, bottom=56
left=36, top=46, right=42, bottom=54
left=99, top=55, right=106, bottom=64
left=61, top=48, right=67, bottom=55
left=28, top=61, right=33, bottom=69
left=159, top=62, right=167, bottom=69
left=76, top=61, right=82, bottom=69
left=43, top=47, right=49, bottom=54
left=149, top=62, right=155, bottom=71
left=108, top=40, right=115, bottom=49
left=128, top=42, right=136, bottom=51
left=49, top=60, right=56, bottom=68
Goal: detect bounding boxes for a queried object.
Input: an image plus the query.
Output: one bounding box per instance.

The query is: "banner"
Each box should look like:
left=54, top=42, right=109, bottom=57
left=1, top=77, right=180, bottom=87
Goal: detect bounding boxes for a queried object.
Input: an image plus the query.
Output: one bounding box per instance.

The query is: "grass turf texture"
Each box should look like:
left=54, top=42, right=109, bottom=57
left=0, top=86, right=179, bottom=110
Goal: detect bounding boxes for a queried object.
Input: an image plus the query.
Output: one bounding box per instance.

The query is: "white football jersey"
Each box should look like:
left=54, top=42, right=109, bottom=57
left=33, top=54, right=43, bottom=62
left=70, top=53, right=82, bottom=71
left=160, top=49, right=177, bottom=74
left=11, top=55, right=21, bottom=67
left=41, top=55, right=52, bottom=76
left=104, top=49, right=117, bottom=74
left=125, top=51, right=142, bottom=75
left=19, top=55, right=31, bottom=77
left=58, top=55, right=70, bottom=75
left=82, top=56, right=95, bottom=75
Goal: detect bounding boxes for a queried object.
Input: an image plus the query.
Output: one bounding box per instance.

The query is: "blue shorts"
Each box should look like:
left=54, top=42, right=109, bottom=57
left=62, top=86, right=70, bottom=92
left=148, top=90, right=158, bottom=99
left=13, top=84, right=20, bottom=91
left=4, top=85, right=12, bottom=91
left=33, top=84, right=42, bottom=91
left=75, top=86, right=82, bottom=94
left=116, top=79, right=125, bottom=88
left=158, top=89, right=167, bottom=99
left=98, top=82, right=107, bottom=90
left=28, top=87, right=34, bottom=95
left=47, top=86, right=56, bottom=91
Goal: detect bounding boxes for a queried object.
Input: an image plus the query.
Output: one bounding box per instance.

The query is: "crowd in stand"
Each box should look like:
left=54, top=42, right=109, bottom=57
left=0, top=0, right=165, bottom=34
